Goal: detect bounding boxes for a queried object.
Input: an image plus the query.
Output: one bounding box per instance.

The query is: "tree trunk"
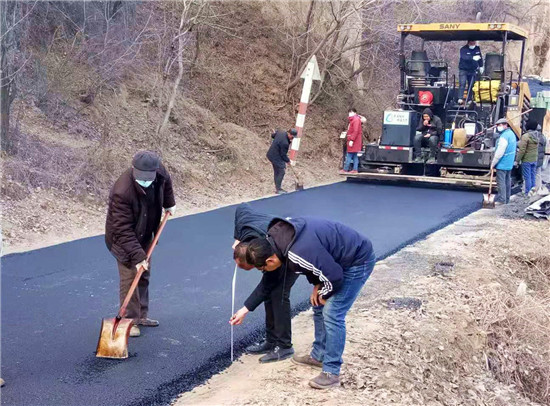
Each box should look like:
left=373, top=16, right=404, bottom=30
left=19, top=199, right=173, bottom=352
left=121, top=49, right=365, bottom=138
left=1, top=0, right=12, bottom=152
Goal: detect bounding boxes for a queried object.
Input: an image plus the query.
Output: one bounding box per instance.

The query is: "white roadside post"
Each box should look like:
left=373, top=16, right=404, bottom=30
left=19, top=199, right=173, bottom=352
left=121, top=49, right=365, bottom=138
left=289, top=55, right=322, bottom=166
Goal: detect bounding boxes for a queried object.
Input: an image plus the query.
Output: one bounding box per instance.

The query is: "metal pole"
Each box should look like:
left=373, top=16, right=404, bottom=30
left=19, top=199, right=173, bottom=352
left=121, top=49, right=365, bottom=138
left=518, top=39, right=525, bottom=85
left=501, top=31, right=508, bottom=83
left=399, top=33, right=406, bottom=90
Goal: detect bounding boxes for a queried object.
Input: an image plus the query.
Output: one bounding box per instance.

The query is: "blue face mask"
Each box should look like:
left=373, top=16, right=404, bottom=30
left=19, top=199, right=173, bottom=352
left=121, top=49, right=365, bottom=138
left=136, top=180, right=153, bottom=188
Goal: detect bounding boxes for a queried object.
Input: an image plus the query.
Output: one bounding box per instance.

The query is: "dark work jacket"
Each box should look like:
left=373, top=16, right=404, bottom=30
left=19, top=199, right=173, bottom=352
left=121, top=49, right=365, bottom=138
left=459, top=45, right=483, bottom=72
left=416, top=108, right=443, bottom=138
left=534, top=129, right=547, bottom=168
left=234, top=203, right=288, bottom=312
left=267, top=216, right=374, bottom=301
left=266, top=130, right=291, bottom=167
left=105, top=164, right=175, bottom=267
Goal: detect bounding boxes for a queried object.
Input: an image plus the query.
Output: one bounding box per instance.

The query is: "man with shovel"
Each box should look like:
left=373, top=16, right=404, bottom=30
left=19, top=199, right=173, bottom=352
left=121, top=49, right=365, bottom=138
left=105, top=151, right=176, bottom=337
left=230, top=203, right=299, bottom=363
left=267, top=128, right=297, bottom=194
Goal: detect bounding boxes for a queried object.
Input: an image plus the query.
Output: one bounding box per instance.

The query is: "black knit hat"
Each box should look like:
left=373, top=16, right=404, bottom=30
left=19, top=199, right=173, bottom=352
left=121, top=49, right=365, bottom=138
left=526, top=119, right=538, bottom=131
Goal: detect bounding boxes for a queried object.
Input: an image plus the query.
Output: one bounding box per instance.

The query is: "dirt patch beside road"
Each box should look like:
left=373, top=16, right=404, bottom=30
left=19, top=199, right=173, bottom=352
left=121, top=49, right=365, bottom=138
left=176, top=198, right=549, bottom=406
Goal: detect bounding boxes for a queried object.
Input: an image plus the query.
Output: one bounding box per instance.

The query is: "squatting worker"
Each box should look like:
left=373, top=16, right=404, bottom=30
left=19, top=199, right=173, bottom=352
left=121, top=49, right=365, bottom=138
left=491, top=119, right=517, bottom=205
left=413, top=108, right=443, bottom=164
left=238, top=215, right=376, bottom=390
left=230, top=203, right=299, bottom=363
left=458, top=39, right=483, bottom=104
left=267, top=128, right=296, bottom=194
left=105, top=151, right=176, bottom=337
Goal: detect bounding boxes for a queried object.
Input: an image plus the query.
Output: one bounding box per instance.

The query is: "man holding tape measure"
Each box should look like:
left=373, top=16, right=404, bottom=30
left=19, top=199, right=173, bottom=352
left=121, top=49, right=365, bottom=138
left=233, top=211, right=376, bottom=389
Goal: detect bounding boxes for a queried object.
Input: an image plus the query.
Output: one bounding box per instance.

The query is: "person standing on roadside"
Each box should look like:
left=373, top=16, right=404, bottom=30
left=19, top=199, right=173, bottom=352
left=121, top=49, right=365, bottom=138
left=105, top=151, right=176, bottom=337
left=491, top=119, right=517, bottom=205
left=341, top=108, right=364, bottom=174
left=267, top=129, right=296, bottom=194
left=230, top=203, right=299, bottom=363
left=532, top=121, right=547, bottom=192
left=517, top=119, right=540, bottom=195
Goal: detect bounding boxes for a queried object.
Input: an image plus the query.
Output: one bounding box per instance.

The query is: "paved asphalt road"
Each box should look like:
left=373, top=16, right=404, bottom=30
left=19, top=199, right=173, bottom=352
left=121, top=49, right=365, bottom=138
left=1, top=181, right=481, bottom=405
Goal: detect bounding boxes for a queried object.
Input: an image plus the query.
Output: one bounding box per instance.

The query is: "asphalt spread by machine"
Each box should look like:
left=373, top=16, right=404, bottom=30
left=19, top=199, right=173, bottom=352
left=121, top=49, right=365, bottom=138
left=1, top=182, right=481, bottom=406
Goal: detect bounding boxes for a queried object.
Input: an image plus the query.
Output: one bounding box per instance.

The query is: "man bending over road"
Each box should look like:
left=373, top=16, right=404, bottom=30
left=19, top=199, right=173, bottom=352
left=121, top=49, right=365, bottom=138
left=233, top=214, right=376, bottom=389
left=231, top=203, right=299, bottom=363
left=105, top=151, right=176, bottom=337
left=267, top=128, right=296, bottom=194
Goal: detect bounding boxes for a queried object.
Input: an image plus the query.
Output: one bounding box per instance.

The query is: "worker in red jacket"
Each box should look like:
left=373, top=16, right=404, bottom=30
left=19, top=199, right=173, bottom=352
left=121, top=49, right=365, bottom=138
left=341, top=108, right=364, bottom=173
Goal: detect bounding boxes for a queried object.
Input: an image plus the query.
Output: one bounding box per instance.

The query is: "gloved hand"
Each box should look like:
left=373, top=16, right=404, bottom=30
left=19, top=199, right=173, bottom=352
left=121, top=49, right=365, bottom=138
left=348, top=141, right=354, bottom=147
left=166, top=205, right=176, bottom=216
left=473, top=55, right=481, bottom=61
left=479, top=66, right=485, bottom=75
left=136, top=259, right=149, bottom=272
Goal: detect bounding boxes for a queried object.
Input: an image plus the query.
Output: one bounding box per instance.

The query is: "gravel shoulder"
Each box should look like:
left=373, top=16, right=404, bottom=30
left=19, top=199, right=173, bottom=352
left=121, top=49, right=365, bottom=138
left=175, top=196, right=549, bottom=406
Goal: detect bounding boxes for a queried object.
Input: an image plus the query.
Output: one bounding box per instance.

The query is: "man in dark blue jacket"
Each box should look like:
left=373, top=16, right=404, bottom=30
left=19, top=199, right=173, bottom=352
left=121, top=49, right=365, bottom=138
left=266, top=129, right=296, bottom=194
left=458, top=40, right=483, bottom=104
left=234, top=215, right=376, bottom=389
left=230, top=204, right=299, bottom=363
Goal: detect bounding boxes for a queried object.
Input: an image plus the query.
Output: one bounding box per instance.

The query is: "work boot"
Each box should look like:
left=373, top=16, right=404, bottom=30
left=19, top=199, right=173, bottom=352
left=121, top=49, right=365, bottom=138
left=291, top=353, right=323, bottom=369
left=349, top=170, right=359, bottom=174
left=137, top=318, right=159, bottom=327
left=458, top=98, right=464, bottom=105
left=130, top=325, right=141, bottom=337
left=276, top=189, right=287, bottom=195
left=339, top=169, right=348, bottom=174
left=258, top=346, right=294, bottom=363
left=309, top=371, right=340, bottom=389
left=413, top=156, right=423, bottom=163
left=245, top=340, right=274, bottom=354
left=426, top=157, right=437, bottom=164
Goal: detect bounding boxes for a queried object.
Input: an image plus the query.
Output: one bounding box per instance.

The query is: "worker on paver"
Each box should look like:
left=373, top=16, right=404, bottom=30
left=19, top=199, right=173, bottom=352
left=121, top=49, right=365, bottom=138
left=491, top=118, right=517, bottom=205
left=458, top=39, right=483, bottom=104
left=413, top=108, right=443, bottom=163
left=231, top=203, right=299, bottom=363
left=235, top=215, right=376, bottom=389
left=340, top=108, right=365, bottom=174
left=105, top=151, right=176, bottom=337
left=267, top=129, right=296, bottom=194
left=517, top=119, right=540, bottom=195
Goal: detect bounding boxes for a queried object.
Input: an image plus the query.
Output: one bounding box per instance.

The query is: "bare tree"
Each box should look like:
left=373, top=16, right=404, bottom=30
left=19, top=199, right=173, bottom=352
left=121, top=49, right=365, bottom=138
left=155, top=0, right=206, bottom=141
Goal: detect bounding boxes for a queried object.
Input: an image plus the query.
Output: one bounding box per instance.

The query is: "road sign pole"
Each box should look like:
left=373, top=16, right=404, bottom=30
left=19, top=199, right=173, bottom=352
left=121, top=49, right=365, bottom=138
left=289, top=55, right=321, bottom=165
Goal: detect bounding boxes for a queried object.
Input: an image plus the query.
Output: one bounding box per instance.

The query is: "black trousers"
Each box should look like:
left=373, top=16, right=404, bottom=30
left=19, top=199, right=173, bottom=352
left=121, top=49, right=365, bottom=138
left=264, top=271, right=299, bottom=348
left=413, top=133, right=439, bottom=158
left=272, top=163, right=286, bottom=191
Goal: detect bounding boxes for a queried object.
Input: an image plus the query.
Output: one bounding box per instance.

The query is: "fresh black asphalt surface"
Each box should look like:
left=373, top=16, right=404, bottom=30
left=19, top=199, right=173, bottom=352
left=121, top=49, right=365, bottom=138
left=1, top=181, right=481, bottom=405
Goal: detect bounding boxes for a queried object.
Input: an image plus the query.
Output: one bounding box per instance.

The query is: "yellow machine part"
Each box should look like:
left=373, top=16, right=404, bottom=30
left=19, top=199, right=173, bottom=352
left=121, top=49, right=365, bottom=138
left=472, top=80, right=500, bottom=103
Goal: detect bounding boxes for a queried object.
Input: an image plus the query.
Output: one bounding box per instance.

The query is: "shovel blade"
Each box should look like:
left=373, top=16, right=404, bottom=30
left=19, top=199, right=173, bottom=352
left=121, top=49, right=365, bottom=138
left=95, top=317, right=133, bottom=359
left=482, top=193, right=495, bottom=209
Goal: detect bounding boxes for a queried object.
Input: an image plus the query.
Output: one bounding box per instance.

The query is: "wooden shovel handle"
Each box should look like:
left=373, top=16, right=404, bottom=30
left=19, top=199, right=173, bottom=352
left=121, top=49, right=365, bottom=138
left=116, top=211, right=171, bottom=320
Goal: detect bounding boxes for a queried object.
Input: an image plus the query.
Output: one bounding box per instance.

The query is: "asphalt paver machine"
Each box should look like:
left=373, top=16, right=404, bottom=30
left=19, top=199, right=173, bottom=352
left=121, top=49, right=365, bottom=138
left=346, top=22, right=538, bottom=188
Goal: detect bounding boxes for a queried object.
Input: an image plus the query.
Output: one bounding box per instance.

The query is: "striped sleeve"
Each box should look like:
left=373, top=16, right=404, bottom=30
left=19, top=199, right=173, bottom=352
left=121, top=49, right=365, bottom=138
left=288, top=250, right=343, bottom=299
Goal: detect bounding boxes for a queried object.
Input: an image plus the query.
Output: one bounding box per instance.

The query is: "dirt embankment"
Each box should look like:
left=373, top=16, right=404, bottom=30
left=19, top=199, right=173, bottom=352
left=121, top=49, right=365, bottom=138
left=176, top=198, right=550, bottom=406
left=1, top=3, right=344, bottom=254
